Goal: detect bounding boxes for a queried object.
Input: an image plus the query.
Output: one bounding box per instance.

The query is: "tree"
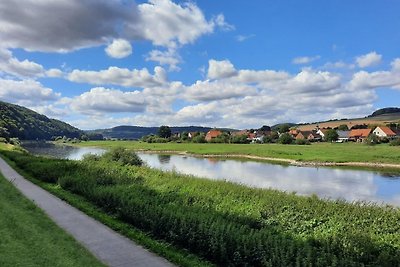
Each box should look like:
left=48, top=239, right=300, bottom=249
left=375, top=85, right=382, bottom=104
left=278, top=124, right=291, bottom=133
left=192, top=133, right=206, bottom=143
left=158, top=125, right=171, bottom=138
left=278, top=133, right=293, bottom=144
left=325, top=129, right=339, bottom=142
left=337, top=124, right=349, bottom=131
left=260, top=125, right=271, bottom=132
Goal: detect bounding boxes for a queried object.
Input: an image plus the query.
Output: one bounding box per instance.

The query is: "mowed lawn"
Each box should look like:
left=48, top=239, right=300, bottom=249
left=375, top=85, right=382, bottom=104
left=78, top=141, right=400, bottom=164
left=0, top=173, right=104, bottom=267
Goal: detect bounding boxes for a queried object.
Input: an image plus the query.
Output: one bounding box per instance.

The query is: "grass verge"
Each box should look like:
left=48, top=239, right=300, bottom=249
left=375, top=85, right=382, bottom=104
left=0, top=173, right=105, bottom=267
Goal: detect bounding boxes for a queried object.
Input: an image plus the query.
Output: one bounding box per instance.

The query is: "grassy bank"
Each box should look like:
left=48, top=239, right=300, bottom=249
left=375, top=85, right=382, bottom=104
left=0, top=172, right=104, bottom=267
left=77, top=141, right=400, bottom=165
left=2, top=148, right=400, bottom=266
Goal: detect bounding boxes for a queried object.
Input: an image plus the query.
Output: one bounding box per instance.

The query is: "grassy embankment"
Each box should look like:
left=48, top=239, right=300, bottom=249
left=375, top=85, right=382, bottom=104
left=2, top=147, right=400, bottom=267
left=0, top=172, right=104, bottom=266
left=77, top=141, right=400, bottom=165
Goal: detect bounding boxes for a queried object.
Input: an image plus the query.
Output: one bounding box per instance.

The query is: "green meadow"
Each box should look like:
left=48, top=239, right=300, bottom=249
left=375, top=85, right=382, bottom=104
left=77, top=141, right=400, bottom=164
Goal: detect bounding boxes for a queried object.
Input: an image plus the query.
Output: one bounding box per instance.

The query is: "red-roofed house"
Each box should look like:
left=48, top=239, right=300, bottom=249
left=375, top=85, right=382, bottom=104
left=349, top=129, right=372, bottom=142
left=372, top=126, right=396, bottom=139
left=205, top=129, right=222, bottom=142
left=295, top=131, right=322, bottom=142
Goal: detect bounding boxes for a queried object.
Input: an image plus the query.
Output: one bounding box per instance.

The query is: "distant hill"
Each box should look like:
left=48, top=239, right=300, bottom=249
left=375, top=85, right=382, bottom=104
left=0, top=101, right=82, bottom=140
left=88, top=125, right=214, bottom=139
left=370, top=107, right=400, bottom=117
left=297, top=107, right=400, bottom=131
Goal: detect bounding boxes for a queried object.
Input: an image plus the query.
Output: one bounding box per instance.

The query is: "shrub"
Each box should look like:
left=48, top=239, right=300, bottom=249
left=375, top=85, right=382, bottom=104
left=278, top=133, right=293, bottom=144
left=192, top=134, right=206, bottom=143
left=365, top=134, right=379, bottom=146
left=380, top=137, right=390, bottom=143
left=295, top=139, right=310, bottom=145
left=231, top=134, right=250, bottom=144
left=100, top=147, right=143, bottom=166
left=389, top=138, right=400, bottom=146
left=263, top=135, right=274, bottom=143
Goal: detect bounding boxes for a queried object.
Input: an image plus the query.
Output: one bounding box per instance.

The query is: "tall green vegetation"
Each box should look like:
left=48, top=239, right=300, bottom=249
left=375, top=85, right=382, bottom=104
left=325, top=129, right=339, bottom=142
left=158, top=125, right=172, bottom=138
left=2, top=149, right=400, bottom=267
left=0, top=101, right=82, bottom=140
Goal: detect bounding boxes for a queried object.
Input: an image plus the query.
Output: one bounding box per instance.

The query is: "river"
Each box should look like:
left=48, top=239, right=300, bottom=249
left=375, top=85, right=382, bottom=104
left=22, top=142, right=400, bottom=206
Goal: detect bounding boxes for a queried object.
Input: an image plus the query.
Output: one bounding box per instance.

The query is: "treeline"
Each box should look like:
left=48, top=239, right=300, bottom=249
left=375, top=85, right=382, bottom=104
left=3, top=148, right=400, bottom=266
left=0, top=101, right=82, bottom=140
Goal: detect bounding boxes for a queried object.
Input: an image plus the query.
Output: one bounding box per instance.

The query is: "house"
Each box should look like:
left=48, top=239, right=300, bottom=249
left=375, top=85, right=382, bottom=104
left=349, top=129, right=372, bottom=142
left=336, top=130, right=350, bottom=142
left=296, top=131, right=322, bottom=142
left=316, top=129, right=330, bottom=139
left=188, top=132, right=198, bottom=139
left=372, top=126, right=396, bottom=139
left=231, top=130, right=248, bottom=137
left=289, top=129, right=299, bottom=138
left=205, top=129, right=222, bottom=141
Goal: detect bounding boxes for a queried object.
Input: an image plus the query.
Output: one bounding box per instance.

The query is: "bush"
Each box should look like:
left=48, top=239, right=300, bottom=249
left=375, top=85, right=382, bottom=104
left=192, top=134, right=206, bottom=143
left=389, top=138, right=400, bottom=146
left=100, top=147, right=143, bottom=166
left=278, top=133, right=293, bottom=144
left=295, top=139, right=310, bottom=145
left=263, top=135, right=274, bottom=143
left=380, top=137, right=390, bottom=143
left=365, top=134, right=379, bottom=146
left=231, top=134, right=250, bottom=144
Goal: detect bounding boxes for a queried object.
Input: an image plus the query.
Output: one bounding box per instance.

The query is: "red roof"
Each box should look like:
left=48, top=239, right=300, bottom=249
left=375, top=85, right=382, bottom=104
left=205, top=129, right=222, bottom=140
left=349, top=129, right=372, bottom=138
left=377, top=126, right=396, bottom=136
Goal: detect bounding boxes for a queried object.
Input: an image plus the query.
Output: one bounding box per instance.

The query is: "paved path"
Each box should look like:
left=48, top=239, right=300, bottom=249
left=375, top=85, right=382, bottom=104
left=0, top=157, right=174, bottom=267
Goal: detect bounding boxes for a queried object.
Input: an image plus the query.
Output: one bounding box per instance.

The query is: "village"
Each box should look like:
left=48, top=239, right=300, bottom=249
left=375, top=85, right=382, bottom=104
left=197, top=124, right=400, bottom=144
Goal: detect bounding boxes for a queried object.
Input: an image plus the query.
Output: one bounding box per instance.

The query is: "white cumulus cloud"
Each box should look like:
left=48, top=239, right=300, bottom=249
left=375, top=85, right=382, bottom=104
left=356, top=51, right=382, bottom=68
left=105, top=39, right=132, bottom=59
left=207, top=59, right=237, bottom=79
left=68, top=66, right=168, bottom=88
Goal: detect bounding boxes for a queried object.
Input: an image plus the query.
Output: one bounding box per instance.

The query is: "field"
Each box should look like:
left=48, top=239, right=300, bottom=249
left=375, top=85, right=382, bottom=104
left=0, top=172, right=104, bottom=267
left=2, top=148, right=400, bottom=266
left=297, top=113, right=400, bottom=131
left=77, top=141, right=400, bottom=165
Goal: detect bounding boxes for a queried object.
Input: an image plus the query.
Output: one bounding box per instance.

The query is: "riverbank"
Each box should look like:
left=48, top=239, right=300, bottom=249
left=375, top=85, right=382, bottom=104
left=76, top=141, right=400, bottom=169
left=2, top=148, right=400, bottom=266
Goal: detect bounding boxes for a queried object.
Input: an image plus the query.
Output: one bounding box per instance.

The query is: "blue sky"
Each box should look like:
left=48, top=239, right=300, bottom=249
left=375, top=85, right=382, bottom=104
left=0, top=0, right=399, bottom=129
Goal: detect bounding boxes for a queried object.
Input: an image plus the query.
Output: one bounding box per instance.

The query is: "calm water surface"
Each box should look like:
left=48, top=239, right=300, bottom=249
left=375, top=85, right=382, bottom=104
left=22, top=142, right=105, bottom=160
left=22, top=142, right=400, bottom=206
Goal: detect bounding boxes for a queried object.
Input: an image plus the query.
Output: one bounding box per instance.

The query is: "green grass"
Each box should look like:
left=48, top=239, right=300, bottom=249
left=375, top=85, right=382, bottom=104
left=3, top=149, right=400, bottom=266
left=0, top=173, right=104, bottom=267
left=77, top=141, right=400, bottom=164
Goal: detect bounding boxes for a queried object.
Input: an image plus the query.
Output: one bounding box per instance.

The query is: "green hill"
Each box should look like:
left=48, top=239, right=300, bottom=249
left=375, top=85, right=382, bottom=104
left=0, top=101, right=82, bottom=140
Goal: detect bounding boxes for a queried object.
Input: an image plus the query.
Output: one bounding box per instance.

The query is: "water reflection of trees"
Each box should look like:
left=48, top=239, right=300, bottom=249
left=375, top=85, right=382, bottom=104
left=158, top=154, right=171, bottom=164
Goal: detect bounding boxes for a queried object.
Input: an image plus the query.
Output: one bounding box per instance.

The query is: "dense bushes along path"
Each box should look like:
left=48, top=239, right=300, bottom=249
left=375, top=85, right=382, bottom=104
left=0, top=156, right=174, bottom=267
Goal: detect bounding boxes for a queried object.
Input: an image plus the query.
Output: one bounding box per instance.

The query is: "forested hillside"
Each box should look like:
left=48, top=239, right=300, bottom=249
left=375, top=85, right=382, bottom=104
left=0, top=101, right=82, bottom=140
